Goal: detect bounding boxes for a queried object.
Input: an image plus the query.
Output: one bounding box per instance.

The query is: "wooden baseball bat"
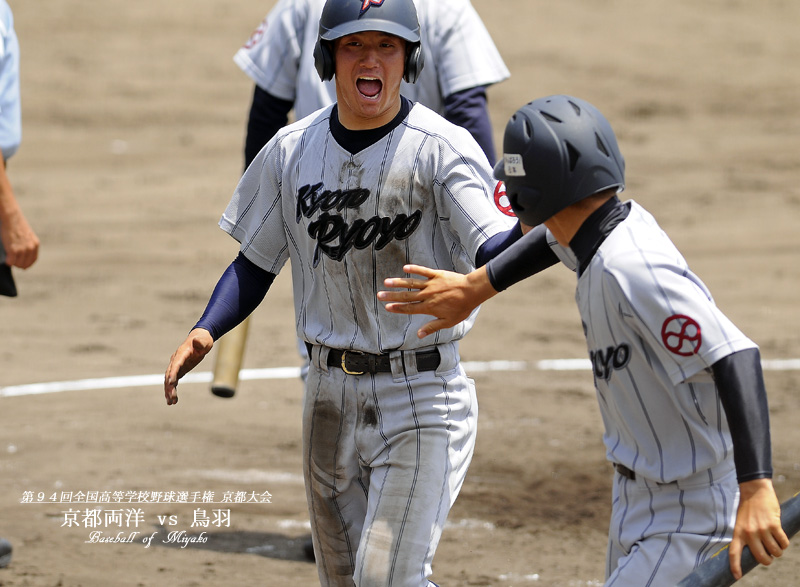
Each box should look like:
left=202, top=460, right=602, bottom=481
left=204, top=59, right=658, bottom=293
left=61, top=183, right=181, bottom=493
left=677, top=490, right=800, bottom=586
left=210, top=318, right=250, bottom=398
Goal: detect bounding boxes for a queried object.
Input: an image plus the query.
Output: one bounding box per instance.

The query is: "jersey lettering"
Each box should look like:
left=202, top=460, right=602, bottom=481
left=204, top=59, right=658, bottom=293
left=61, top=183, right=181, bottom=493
left=296, top=183, right=370, bottom=222
left=297, top=183, right=422, bottom=267
left=590, top=343, right=631, bottom=381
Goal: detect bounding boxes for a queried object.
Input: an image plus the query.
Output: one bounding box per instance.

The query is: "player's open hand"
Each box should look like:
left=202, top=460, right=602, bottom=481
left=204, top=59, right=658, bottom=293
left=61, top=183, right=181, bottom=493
left=163, top=328, right=214, bottom=406
left=729, top=478, right=789, bottom=579
left=378, top=264, right=498, bottom=338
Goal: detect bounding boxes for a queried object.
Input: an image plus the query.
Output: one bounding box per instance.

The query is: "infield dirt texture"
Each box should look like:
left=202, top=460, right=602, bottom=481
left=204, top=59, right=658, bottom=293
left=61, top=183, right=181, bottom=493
left=1, top=0, right=799, bottom=585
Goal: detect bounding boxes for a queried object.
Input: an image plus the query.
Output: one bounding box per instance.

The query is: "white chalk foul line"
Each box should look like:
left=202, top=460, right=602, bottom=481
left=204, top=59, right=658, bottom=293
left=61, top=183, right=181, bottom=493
left=2, top=358, right=799, bottom=398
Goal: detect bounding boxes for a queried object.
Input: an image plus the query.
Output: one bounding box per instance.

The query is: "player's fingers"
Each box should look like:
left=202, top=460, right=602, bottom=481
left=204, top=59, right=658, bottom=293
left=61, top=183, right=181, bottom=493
left=402, top=264, right=438, bottom=278
left=378, top=289, right=425, bottom=303
left=382, top=277, right=427, bottom=290
left=762, top=526, right=789, bottom=558
left=417, top=317, right=455, bottom=338
left=383, top=301, right=423, bottom=315
left=729, top=537, right=744, bottom=580
left=775, top=527, right=791, bottom=550
left=164, top=362, right=180, bottom=406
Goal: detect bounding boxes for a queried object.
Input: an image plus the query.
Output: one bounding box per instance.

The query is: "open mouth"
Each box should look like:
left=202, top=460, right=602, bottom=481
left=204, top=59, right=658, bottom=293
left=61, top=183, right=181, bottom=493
left=356, top=77, right=383, bottom=98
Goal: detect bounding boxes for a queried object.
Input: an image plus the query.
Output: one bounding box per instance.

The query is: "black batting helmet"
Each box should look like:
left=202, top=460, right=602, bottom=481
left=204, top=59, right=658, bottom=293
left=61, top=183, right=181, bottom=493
left=313, top=0, right=425, bottom=83
left=494, top=95, right=625, bottom=227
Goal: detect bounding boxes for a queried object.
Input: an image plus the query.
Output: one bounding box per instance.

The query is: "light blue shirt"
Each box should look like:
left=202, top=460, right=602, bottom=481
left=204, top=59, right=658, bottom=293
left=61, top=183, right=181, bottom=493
left=0, top=0, right=20, bottom=161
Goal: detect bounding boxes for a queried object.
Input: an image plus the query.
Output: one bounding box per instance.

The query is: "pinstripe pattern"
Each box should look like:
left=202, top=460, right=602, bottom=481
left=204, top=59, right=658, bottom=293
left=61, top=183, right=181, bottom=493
left=303, top=343, right=476, bottom=586
left=577, top=202, right=756, bottom=483
left=570, top=201, right=750, bottom=584
left=220, top=98, right=501, bottom=583
left=220, top=103, right=514, bottom=353
left=606, top=469, right=737, bottom=586
left=233, top=0, right=510, bottom=121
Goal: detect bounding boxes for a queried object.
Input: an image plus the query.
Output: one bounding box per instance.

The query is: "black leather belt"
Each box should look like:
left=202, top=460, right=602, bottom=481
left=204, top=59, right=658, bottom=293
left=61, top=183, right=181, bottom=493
left=614, top=463, right=636, bottom=481
left=307, top=344, right=440, bottom=375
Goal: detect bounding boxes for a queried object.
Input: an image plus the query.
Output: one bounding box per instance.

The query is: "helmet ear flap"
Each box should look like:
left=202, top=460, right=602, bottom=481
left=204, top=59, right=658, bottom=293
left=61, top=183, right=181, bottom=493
left=314, top=39, right=335, bottom=82
left=403, top=42, right=424, bottom=83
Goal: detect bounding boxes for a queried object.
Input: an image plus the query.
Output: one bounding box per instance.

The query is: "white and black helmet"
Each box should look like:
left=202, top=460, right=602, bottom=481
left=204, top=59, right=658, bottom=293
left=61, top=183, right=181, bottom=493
left=314, top=0, right=425, bottom=83
left=494, top=95, right=625, bottom=227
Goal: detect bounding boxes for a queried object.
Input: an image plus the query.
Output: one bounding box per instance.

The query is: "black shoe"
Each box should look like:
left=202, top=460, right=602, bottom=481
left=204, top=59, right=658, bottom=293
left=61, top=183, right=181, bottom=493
left=0, top=537, right=12, bottom=568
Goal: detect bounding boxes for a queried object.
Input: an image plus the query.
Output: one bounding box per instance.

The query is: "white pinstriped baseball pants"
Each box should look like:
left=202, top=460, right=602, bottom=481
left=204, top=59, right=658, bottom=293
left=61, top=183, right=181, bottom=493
left=303, top=341, right=476, bottom=587
left=605, top=461, right=738, bottom=586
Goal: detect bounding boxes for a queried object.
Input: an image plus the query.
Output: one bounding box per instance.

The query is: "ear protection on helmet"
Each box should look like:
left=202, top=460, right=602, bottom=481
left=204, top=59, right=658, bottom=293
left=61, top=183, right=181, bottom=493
left=313, top=39, right=335, bottom=82
left=314, top=38, right=424, bottom=83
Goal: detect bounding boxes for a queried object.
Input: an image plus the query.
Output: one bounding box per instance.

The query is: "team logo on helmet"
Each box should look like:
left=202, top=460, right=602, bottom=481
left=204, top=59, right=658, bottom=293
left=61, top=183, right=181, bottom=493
left=360, top=0, right=386, bottom=15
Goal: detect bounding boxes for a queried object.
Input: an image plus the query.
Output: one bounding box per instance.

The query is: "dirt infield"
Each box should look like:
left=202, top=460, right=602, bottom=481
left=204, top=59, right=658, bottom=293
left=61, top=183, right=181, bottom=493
left=1, top=0, right=799, bottom=585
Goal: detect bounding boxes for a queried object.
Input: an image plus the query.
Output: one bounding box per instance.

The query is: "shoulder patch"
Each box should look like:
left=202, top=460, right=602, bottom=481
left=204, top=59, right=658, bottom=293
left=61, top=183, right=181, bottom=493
left=661, top=314, right=702, bottom=356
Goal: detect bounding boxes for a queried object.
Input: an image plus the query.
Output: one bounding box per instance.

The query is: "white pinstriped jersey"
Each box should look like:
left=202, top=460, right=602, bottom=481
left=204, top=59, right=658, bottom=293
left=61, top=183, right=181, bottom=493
left=576, top=201, right=756, bottom=483
left=220, top=102, right=515, bottom=352
left=233, top=0, right=510, bottom=120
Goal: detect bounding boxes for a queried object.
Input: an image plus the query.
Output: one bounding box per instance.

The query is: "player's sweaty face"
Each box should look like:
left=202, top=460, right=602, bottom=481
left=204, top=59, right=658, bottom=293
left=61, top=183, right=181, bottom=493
left=334, top=31, right=406, bottom=131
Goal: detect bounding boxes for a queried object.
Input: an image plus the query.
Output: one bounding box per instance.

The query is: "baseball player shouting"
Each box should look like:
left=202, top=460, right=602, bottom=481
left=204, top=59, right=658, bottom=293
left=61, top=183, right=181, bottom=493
left=211, top=0, right=510, bottom=397
left=163, top=0, right=516, bottom=584
left=377, top=95, right=790, bottom=585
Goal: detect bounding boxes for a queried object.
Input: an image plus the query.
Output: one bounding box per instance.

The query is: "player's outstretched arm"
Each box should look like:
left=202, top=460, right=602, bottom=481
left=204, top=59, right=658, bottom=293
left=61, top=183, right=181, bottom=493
left=729, top=478, right=789, bottom=579
left=164, top=328, right=214, bottom=406
left=378, top=264, right=498, bottom=338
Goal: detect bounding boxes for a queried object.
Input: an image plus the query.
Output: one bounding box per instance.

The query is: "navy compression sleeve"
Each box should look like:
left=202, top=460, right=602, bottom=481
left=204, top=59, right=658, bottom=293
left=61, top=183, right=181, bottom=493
left=244, top=86, right=294, bottom=168
left=485, top=224, right=559, bottom=291
left=193, top=253, right=275, bottom=341
left=711, top=348, right=773, bottom=483
left=443, top=86, right=496, bottom=165
left=475, top=222, right=523, bottom=268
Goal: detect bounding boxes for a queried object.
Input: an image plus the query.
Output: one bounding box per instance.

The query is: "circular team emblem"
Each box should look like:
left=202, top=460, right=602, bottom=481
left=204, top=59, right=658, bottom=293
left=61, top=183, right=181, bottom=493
left=493, top=181, right=516, bottom=217
left=243, top=18, right=268, bottom=49
left=661, top=314, right=702, bottom=356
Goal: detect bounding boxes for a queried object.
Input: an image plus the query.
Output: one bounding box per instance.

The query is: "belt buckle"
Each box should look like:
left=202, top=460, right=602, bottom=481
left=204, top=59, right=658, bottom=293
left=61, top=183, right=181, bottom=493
left=341, top=350, right=366, bottom=375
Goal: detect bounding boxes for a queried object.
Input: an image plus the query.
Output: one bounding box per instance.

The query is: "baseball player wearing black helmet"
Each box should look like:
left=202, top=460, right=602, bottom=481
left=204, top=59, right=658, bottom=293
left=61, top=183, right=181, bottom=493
left=379, top=95, right=791, bottom=584
left=164, top=0, right=517, bottom=584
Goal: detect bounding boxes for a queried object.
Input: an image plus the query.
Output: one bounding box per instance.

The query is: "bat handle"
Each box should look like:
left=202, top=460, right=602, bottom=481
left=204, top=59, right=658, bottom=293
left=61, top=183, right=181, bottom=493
left=677, top=491, right=800, bottom=587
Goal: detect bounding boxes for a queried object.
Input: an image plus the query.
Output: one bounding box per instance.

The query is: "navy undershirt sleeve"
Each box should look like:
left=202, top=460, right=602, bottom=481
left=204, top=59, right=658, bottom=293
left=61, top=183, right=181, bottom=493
left=711, top=348, right=773, bottom=483
left=442, top=86, right=496, bottom=165
left=484, top=224, right=559, bottom=291
left=244, top=86, right=294, bottom=169
left=193, top=253, right=276, bottom=341
left=475, top=222, right=523, bottom=268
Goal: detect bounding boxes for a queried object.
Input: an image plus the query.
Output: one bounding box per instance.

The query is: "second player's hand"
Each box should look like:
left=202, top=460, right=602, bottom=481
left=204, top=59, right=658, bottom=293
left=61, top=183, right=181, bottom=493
left=163, top=328, right=214, bottom=406
left=378, top=264, right=498, bottom=338
left=729, top=478, right=790, bottom=579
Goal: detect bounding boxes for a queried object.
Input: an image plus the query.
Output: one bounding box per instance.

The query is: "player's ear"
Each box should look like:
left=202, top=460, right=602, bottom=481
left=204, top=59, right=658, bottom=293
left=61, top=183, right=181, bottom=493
left=314, top=39, right=335, bottom=82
